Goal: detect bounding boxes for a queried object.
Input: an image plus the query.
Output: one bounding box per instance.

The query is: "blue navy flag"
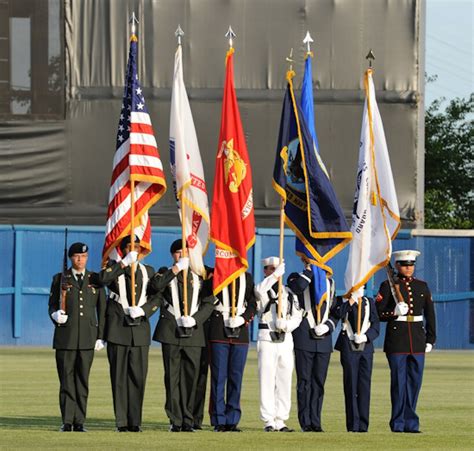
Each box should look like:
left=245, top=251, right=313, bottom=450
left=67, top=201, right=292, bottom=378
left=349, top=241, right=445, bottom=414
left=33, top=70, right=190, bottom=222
left=298, top=54, right=330, bottom=306
left=273, top=70, right=351, bottom=278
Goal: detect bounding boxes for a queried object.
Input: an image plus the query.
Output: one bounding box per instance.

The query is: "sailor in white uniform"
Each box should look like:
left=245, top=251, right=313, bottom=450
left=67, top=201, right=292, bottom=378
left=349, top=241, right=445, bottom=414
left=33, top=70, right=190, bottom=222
left=255, top=257, right=302, bottom=432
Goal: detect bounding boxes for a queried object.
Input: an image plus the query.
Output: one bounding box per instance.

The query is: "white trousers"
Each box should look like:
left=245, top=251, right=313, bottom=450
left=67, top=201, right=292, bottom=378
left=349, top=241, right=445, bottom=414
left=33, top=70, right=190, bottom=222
left=257, top=338, right=294, bottom=429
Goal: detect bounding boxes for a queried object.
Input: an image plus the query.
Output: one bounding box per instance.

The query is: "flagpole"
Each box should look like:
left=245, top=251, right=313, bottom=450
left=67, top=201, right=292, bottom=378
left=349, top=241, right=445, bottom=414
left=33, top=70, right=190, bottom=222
left=357, top=297, right=362, bottom=334
left=277, top=199, right=285, bottom=319
left=225, top=25, right=237, bottom=320
left=129, top=12, right=139, bottom=309
left=356, top=49, right=376, bottom=335
left=175, top=24, right=189, bottom=317
left=181, top=197, right=189, bottom=316
left=130, top=179, right=136, bottom=307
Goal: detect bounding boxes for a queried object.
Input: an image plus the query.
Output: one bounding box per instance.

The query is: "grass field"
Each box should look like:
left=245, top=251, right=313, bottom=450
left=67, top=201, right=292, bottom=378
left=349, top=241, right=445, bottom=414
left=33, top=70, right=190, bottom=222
left=0, top=347, right=473, bottom=449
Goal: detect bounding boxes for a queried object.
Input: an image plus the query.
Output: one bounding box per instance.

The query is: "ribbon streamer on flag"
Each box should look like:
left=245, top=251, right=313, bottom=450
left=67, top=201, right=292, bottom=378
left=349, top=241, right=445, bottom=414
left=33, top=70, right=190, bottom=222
left=210, top=47, right=256, bottom=295
left=344, top=68, right=400, bottom=300
left=102, top=32, right=167, bottom=264
left=170, top=43, right=210, bottom=276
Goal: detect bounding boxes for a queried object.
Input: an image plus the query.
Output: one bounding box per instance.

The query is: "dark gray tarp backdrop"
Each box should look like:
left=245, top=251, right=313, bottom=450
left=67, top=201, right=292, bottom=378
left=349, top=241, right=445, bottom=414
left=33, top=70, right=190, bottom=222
left=0, top=0, right=425, bottom=226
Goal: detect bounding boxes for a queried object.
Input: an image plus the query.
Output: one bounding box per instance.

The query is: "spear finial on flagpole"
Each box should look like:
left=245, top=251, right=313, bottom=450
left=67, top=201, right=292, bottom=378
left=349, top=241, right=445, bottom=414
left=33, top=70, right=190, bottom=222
left=175, top=24, right=184, bottom=45
left=225, top=26, right=236, bottom=49
left=286, top=48, right=294, bottom=71
left=129, top=11, right=139, bottom=35
left=366, top=49, right=375, bottom=68
left=303, top=31, right=314, bottom=54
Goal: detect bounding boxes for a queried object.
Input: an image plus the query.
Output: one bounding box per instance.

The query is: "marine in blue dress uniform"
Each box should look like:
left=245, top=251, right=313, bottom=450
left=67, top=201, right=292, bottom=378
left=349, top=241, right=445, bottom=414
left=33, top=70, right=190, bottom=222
left=333, top=295, right=380, bottom=432
left=287, top=264, right=337, bottom=432
left=376, top=250, right=436, bottom=433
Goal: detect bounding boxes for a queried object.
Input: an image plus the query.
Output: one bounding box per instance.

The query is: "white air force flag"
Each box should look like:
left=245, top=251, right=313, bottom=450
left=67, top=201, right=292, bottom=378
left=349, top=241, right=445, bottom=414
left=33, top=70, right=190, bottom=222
left=170, top=44, right=210, bottom=276
left=344, top=69, right=400, bottom=300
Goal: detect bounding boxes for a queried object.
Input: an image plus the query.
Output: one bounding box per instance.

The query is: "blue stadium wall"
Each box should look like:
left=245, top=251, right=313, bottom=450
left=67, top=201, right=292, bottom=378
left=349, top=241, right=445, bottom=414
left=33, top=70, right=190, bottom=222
left=0, top=225, right=472, bottom=349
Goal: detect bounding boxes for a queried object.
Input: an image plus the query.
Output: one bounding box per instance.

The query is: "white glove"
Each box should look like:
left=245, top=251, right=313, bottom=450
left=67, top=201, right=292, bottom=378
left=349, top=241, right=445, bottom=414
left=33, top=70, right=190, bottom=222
left=121, top=251, right=138, bottom=267
left=354, top=333, right=368, bottom=344
left=128, top=306, right=145, bottom=319
left=179, top=315, right=197, bottom=328
left=394, top=302, right=409, bottom=316
left=275, top=318, right=288, bottom=332
left=52, top=310, right=68, bottom=324
left=425, top=343, right=433, bottom=353
left=175, top=257, right=190, bottom=272
left=314, top=323, right=329, bottom=336
left=94, top=339, right=105, bottom=351
left=226, top=316, right=245, bottom=329
left=273, top=263, right=285, bottom=279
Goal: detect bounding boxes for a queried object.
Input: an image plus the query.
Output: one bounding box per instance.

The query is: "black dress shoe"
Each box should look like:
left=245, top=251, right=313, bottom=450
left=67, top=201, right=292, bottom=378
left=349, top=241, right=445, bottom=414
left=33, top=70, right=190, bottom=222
left=213, top=425, right=226, bottom=432
left=301, top=426, right=313, bottom=432
left=169, top=424, right=181, bottom=432
left=60, top=423, right=72, bottom=432
left=278, top=426, right=295, bottom=432
left=405, top=430, right=422, bottom=433
left=73, top=424, right=87, bottom=432
left=128, top=426, right=142, bottom=432
left=193, top=424, right=203, bottom=430
left=226, top=425, right=242, bottom=432
left=264, top=426, right=275, bottom=432
left=116, top=426, right=128, bottom=432
left=181, top=425, right=195, bottom=432
left=312, top=426, right=324, bottom=432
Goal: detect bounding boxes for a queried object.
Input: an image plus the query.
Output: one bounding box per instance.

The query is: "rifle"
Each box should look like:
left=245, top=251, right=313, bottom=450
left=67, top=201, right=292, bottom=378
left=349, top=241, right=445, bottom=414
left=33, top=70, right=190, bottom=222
left=386, top=262, right=404, bottom=304
left=60, top=228, right=69, bottom=312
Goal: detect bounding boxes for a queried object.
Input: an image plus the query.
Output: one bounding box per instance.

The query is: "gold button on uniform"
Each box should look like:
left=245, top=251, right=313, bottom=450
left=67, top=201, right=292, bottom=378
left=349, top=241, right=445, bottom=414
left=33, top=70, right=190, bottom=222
left=80, top=305, right=83, bottom=309
left=80, top=312, right=83, bottom=316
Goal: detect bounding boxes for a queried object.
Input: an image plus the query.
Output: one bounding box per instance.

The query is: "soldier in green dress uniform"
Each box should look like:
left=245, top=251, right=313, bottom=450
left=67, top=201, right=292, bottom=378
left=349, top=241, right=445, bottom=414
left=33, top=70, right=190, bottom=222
left=48, top=242, right=106, bottom=432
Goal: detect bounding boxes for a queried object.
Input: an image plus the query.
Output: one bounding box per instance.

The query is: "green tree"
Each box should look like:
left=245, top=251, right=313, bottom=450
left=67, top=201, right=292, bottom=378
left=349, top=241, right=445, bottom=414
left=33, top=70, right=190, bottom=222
left=424, top=94, right=473, bottom=229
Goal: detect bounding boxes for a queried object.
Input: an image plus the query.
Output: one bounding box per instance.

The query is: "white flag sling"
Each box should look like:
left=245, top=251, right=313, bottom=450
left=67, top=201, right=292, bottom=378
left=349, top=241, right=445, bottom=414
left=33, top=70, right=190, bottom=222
left=169, top=45, right=210, bottom=276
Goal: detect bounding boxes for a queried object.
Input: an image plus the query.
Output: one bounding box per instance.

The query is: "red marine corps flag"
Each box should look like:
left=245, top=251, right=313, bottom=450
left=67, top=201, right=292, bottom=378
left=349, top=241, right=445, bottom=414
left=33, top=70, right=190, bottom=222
left=210, top=30, right=255, bottom=295
left=102, top=25, right=167, bottom=265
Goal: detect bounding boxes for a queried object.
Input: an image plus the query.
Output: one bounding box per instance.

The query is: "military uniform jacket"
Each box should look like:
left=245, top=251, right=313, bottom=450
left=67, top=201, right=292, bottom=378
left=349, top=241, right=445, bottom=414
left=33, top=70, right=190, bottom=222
left=48, top=270, right=106, bottom=350
left=150, top=267, right=214, bottom=347
left=208, top=273, right=257, bottom=344
left=288, top=269, right=337, bottom=353
left=255, top=277, right=302, bottom=342
left=334, top=297, right=380, bottom=355
left=99, top=261, right=161, bottom=347
left=376, top=277, right=436, bottom=354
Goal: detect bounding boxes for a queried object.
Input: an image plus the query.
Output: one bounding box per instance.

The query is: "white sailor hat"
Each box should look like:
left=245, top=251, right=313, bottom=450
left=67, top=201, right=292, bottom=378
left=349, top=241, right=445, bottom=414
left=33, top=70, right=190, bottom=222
left=262, top=256, right=280, bottom=267
left=392, top=250, right=420, bottom=266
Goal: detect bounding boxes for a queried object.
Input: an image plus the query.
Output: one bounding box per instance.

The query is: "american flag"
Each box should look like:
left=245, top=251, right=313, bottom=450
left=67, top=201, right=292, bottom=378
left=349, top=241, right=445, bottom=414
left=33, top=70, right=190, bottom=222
left=102, top=34, right=167, bottom=264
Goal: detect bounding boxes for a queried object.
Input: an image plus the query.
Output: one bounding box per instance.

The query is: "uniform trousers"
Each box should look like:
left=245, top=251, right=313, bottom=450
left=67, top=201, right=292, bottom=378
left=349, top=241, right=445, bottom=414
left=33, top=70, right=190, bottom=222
left=387, top=353, right=425, bottom=432
left=340, top=351, right=373, bottom=432
left=107, top=343, right=149, bottom=428
left=56, top=349, right=94, bottom=425
left=161, top=343, right=202, bottom=428
left=294, top=349, right=331, bottom=430
left=209, top=342, right=249, bottom=426
left=257, top=339, right=294, bottom=429
left=193, top=345, right=210, bottom=427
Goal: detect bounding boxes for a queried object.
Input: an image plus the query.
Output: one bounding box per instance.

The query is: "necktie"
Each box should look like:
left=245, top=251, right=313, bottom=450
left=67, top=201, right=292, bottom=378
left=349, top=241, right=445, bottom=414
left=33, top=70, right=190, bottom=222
left=77, top=273, right=83, bottom=287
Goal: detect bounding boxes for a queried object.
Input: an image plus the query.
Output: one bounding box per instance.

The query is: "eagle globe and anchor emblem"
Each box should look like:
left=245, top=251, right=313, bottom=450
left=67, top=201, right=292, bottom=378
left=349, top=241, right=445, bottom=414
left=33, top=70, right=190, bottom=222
left=219, top=138, right=248, bottom=193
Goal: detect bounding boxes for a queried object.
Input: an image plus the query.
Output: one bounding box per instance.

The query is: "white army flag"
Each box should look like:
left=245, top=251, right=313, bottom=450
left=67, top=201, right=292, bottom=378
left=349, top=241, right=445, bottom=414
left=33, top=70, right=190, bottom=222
left=170, top=44, right=210, bottom=276
left=344, top=69, right=400, bottom=300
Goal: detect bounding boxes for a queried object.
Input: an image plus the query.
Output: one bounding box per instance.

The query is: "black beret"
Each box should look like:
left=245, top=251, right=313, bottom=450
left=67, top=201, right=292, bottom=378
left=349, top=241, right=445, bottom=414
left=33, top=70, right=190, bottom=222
left=170, top=239, right=184, bottom=254
left=119, top=235, right=140, bottom=252
left=68, top=242, right=88, bottom=257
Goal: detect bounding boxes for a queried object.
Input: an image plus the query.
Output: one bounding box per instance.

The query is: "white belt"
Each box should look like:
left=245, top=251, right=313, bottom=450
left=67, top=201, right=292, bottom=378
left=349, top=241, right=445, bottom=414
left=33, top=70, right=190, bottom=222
left=395, top=315, right=423, bottom=322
